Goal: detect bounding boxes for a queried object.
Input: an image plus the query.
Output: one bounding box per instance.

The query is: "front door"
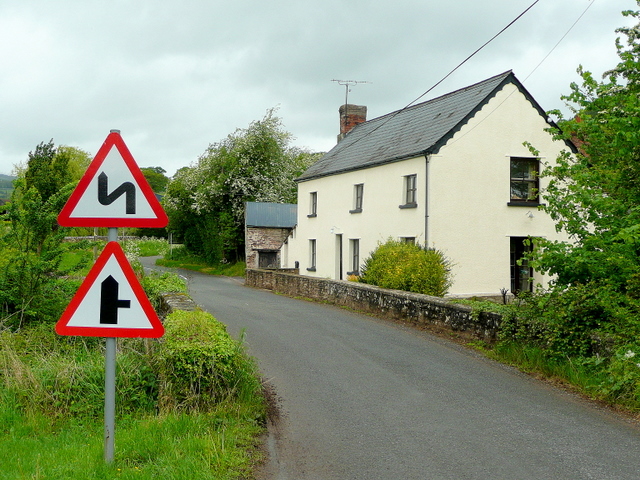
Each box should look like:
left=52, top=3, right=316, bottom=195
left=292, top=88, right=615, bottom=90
left=510, top=237, right=532, bottom=294
left=335, top=234, right=343, bottom=280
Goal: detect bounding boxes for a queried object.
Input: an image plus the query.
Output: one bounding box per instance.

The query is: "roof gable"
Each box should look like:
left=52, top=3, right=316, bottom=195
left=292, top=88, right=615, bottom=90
left=298, top=71, right=554, bottom=182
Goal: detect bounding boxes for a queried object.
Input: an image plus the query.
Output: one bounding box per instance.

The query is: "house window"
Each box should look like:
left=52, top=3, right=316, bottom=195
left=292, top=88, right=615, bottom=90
left=350, top=183, right=364, bottom=213
left=308, top=239, right=316, bottom=271
left=510, top=237, right=533, bottom=294
left=400, top=174, right=417, bottom=208
left=400, top=237, right=416, bottom=245
left=347, top=239, right=360, bottom=276
left=308, top=192, right=317, bottom=217
left=509, top=158, right=539, bottom=205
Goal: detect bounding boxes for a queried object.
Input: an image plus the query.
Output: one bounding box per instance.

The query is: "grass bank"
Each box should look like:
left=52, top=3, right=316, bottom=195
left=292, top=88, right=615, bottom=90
left=0, top=241, right=265, bottom=479
left=457, top=298, right=640, bottom=416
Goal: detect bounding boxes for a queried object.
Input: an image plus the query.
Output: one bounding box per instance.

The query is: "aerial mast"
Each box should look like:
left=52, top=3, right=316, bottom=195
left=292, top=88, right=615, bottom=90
left=331, top=79, right=371, bottom=107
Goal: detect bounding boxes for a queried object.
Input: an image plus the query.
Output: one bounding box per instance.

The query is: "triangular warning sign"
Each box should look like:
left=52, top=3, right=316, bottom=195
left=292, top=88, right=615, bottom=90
left=56, top=242, right=164, bottom=338
left=58, top=130, right=168, bottom=228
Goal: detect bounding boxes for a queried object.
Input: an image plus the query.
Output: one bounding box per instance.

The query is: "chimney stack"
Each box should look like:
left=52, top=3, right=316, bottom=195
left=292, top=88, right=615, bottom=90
left=338, top=104, right=367, bottom=142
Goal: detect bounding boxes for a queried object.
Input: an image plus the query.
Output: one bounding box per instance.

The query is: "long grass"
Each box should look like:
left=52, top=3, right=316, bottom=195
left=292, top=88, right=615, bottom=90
left=0, top=308, right=266, bottom=478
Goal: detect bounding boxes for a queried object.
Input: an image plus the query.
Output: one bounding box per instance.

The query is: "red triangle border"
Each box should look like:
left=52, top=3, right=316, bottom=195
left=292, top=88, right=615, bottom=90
left=56, top=242, right=164, bottom=338
left=57, top=131, right=168, bottom=228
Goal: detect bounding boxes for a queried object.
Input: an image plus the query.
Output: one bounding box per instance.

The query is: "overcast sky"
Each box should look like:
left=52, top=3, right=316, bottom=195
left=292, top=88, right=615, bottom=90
left=0, top=0, right=635, bottom=177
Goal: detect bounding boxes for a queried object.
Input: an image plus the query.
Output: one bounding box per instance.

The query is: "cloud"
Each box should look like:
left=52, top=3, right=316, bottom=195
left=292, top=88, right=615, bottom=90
left=0, top=0, right=634, bottom=176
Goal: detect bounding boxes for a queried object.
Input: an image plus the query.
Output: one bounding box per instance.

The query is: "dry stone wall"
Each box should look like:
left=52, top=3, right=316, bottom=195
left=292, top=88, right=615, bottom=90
left=246, top=268, right=501, bottom=341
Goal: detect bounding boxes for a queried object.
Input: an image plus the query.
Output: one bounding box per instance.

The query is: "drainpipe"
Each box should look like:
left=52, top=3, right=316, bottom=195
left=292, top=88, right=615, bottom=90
left=424, top=154, right=430, bottom=246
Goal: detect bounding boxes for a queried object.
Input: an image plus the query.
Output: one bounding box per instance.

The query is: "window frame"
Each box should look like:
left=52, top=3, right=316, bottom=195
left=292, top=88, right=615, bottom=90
left=347, top=238, right=360, bottom=276
left=508, top=157, right=540, bottom=206
left=350, top=183, right=364, bottom=214
left=308, top=191, right=318, bottom=217
left=307, top=239, right=317, bottom=272
left=400, top=174, right=418, bottom=209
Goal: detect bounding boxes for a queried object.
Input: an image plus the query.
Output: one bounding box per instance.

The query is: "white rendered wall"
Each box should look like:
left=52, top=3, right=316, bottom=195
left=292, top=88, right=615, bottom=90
left=427, top=83, right=569, bottom=295
left=288, top=157, right=427, bottom=280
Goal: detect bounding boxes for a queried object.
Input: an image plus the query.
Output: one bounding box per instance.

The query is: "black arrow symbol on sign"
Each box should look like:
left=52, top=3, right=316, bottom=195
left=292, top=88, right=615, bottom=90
left=100, top=275, right=131, bottom=324
left=98, top=172, right=136, bottom=214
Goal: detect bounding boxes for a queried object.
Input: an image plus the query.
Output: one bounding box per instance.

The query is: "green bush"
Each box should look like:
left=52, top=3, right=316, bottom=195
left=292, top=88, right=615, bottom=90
left=155, top=310, right=261, bottom=413
left=360, top=239, right=453, bottom=297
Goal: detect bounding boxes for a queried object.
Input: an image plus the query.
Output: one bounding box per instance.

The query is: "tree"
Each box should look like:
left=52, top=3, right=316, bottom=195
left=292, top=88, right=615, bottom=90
left=515, top=3, right=640, bottom=357
left=141, top=166, right=170, bottom=193
left=1, top=140, right=82, bottom=327
left=164, top=108, right=320, bottom=263
left=533, top=4, right=640, bottom=290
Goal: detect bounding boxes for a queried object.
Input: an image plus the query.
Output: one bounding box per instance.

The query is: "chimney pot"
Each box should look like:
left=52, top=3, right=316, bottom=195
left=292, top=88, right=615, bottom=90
left=338, top=104, right=367, bottom=142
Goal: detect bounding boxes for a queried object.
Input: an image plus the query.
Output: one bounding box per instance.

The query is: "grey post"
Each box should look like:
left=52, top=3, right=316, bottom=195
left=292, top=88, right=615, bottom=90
left=104, top=227, right=118, bottom=462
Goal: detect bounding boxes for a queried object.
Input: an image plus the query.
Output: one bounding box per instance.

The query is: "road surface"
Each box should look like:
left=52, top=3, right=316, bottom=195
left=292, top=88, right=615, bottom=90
left=142, top=260, right=640, bottom=479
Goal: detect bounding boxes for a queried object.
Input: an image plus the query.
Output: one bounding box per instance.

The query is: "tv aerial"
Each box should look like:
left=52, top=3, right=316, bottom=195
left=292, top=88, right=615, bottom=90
left=331, top=79, right=372, bottom=106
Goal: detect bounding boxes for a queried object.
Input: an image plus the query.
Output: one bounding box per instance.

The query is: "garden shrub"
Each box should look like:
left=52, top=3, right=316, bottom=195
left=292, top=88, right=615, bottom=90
left=155, top=310, right=260, bottom=413
left=360, top=239, right=453, bottom=297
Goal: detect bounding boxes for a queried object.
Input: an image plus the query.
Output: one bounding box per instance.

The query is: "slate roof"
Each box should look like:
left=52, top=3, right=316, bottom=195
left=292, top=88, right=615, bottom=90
left=298, top=71, right=553, bottom=182
left=245, top=202, right=297, bottom=228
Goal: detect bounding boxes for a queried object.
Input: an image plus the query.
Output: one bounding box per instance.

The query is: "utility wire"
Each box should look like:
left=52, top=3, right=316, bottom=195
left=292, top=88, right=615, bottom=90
left=442, top=0, right=596, bottom=149
left=407, top=0, right=540, bottom=109
left=524, top=0, right=595, bottom=82
left=341, top=0, right=540, bottom=150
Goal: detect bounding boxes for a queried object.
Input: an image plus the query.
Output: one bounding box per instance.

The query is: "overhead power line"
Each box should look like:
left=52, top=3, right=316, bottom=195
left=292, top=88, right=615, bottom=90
left=341, top=0, right=541, bottom=149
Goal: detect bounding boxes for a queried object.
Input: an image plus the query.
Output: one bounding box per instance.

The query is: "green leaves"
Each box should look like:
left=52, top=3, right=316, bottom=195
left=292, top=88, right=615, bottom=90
left=164, top=108, right=320, bottom=263
left=1, top=140, right=81, bottom=328
left=155, top=310, right=260, bottom=412
left=360, top=239, right=453, bottom=297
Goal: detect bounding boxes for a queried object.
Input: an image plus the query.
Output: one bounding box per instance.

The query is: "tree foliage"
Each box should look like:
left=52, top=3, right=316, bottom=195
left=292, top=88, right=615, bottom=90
left=164, top=108, right=320, bottom=263
left=141, top=166, right=170, bottom=194
left=1, top=140, right=83, bottom=328
left=514, top=4, right=640, bottom=359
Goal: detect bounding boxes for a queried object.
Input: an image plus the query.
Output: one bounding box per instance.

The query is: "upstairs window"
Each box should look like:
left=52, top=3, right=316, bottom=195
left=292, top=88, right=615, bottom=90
left=350, top=183, right=364, bottom=213
left=308, top=191, right=317, bottom=217
left=400, top=174, right=417, bottom=208
left=509, top=158, right=539, bottom=205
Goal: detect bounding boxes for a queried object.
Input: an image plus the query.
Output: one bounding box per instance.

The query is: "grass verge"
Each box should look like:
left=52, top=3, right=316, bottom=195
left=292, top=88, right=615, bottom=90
left=0, top=397, right=264, bottom=480
left=156, top=246, right=245, bottom=276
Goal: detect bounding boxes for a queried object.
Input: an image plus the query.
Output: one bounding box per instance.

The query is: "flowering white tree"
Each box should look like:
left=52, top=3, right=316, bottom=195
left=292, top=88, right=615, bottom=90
left=165, top=108, right=321, bottom=263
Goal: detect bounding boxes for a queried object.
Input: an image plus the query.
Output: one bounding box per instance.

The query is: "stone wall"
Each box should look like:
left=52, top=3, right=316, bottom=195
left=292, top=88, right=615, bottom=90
left=245, top=227, right=292, bottom=269
left=246, top=268, right=502, bottom=341
left=158, top=292, right=199, bottom=317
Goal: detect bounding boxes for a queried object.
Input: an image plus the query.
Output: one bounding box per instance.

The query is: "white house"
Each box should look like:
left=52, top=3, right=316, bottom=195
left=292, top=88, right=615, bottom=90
left=284, top=71, right=574, bottom=297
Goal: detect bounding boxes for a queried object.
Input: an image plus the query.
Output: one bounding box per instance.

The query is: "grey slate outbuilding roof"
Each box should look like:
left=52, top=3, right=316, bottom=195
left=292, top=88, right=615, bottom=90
left=245, top=202, right=297, bottom=228
left=297, top=71, right=557, bottom=182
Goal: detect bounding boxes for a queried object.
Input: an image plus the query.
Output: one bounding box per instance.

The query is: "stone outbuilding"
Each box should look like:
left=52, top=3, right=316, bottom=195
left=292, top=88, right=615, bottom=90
left=245, top=202, right=297, bottom=269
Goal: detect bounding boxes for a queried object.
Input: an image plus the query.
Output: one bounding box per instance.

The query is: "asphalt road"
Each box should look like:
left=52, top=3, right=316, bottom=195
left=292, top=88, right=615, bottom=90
left=142, top=261, right=640, bottom=479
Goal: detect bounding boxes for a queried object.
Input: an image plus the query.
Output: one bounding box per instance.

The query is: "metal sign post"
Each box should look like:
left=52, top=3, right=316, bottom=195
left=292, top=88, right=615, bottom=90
left=104, top=227, right=118, bottom=463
